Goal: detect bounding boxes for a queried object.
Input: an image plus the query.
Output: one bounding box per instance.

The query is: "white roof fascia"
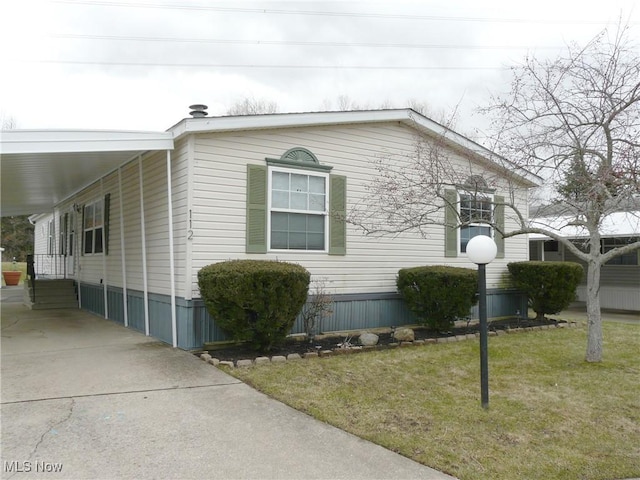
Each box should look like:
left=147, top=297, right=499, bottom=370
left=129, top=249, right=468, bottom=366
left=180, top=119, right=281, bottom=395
left=169, top=109, right=541, bottom=188
left=1, top=129, right=174, bottom=154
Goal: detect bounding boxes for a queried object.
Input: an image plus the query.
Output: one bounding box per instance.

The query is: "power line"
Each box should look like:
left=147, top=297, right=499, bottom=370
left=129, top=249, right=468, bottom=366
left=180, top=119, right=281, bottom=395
left=49, top=33, right=564, bottom=51
left=51, top=0, right=632, bottom=25
left=17, top=59, right=509, bottom=70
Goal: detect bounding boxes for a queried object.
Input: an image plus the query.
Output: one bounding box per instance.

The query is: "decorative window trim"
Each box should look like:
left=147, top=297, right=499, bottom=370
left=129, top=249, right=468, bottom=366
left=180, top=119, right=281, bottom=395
left=444, top=187, right=504, bottom=258
left=457, top=175, right=496, bottom=194
left=266, top=148, right=333, bottom=173
left=245, top=147, right=346, bottom=255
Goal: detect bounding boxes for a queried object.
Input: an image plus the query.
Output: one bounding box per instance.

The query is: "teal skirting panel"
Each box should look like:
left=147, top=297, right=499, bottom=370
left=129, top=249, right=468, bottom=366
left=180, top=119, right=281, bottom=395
left=78, top=285, right=172, bottom=344
left=469, top=289, right=529, bottom=319
left=291, top=292, right=418, bottom=335
left=79, top=283, right=105, bottom=317
left=147, top=292, right=173, bottom=345
left=79, top=286, right=528, bottom=350
left=126, top=291, right=146, bottom=333
left=107, top=286, right=125, bottom=325
left=176, top=298, right=236, bottom=349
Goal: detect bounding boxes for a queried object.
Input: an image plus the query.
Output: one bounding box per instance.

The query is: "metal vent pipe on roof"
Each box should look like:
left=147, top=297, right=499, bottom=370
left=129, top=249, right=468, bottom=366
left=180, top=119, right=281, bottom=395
left=189, top=104, right=208, bottom=117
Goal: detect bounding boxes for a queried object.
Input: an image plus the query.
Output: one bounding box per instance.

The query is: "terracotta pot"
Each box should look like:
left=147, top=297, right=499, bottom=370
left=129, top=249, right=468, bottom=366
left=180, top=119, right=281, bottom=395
left=2, top=271, right=22, bottom=286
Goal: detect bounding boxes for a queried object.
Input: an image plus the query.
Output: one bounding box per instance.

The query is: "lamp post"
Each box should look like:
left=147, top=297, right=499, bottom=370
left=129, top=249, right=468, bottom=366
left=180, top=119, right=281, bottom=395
left=466, top=235, right=497, bottom=409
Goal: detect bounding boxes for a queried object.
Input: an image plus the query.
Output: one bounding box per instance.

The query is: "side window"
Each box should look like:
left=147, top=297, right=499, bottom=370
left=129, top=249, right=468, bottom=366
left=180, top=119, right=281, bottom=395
left=603, top=237, right=639, bottom=265
left=459, top=194, right=493, bottom=253
left=444, top=185, right=504, bottom=258
left=83, top=201, right=103, bottom=254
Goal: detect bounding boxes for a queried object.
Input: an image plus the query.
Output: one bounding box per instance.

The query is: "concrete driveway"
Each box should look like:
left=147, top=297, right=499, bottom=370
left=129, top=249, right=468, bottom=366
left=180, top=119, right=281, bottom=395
left=1, top=286, right=454, bottom=480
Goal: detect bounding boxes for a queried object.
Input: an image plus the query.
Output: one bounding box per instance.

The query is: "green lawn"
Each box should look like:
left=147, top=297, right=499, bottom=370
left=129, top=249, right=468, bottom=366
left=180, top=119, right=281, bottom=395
left=1, top=262, right=27, bottom=285
left=228, top=323, right=640, bottom=480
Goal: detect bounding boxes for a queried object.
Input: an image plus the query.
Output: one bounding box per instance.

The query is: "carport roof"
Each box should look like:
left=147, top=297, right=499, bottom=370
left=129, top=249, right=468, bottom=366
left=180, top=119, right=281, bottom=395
left=1, top=129, right=174, bottom=216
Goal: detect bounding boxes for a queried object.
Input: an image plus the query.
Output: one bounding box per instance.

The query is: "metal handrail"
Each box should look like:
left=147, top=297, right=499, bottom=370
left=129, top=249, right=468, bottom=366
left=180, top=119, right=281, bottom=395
left=28, top=254, right=70, bottom=279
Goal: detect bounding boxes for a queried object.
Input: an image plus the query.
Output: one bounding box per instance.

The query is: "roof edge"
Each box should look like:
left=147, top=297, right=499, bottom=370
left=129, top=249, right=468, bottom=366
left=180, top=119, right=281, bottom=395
left=169, top=109, right=541, bottom=187
left=1, top=129, right=174, bottom=155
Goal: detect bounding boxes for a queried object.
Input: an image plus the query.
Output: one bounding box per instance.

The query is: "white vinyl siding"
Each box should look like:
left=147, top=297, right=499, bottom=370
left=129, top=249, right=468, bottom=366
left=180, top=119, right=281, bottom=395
left=31, top=121, right=530, bottom=304
left=189, top=122, right=531, bottom=298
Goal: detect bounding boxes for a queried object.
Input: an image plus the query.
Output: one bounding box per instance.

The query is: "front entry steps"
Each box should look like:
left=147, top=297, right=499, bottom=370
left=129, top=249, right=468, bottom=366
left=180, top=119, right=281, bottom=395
left=23, top=279, right=78, bottom=310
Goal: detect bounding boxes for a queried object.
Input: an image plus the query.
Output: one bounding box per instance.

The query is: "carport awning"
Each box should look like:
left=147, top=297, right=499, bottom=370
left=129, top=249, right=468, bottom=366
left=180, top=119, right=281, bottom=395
left=1, top=129, right=174, bottom=216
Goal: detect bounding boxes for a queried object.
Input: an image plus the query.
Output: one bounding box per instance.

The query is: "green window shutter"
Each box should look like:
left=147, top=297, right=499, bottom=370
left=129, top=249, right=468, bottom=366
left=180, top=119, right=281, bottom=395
left=104, top=193, right=111, bottom=255
left=494, top=195, right=505, bottom=259
left=329, top=174, right=347, bottom=255
left=444, top=189, right=458, bottom=257
left=246, top=164, right=268, bottom=253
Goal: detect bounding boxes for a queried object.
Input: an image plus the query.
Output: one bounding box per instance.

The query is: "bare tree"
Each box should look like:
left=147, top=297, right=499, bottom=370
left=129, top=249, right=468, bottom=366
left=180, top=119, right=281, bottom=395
left=484, top=26, right=640, bottom=362
left=300, top=277, right=334, bottom=341
left=226, top=97, right=279, bottom=116
left=350, top=26, right=640, bottom=363
left=1, top=112, right=17, bottom=130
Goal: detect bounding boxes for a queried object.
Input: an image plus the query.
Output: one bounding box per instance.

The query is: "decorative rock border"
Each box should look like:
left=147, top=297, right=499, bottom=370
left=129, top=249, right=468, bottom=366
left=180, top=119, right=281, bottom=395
left=199, top=321, right=582, bottom=368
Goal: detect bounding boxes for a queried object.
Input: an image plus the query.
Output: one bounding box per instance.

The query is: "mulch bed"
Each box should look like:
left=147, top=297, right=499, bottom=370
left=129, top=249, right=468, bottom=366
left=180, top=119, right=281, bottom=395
left=198, top=316, right=567, bottom=365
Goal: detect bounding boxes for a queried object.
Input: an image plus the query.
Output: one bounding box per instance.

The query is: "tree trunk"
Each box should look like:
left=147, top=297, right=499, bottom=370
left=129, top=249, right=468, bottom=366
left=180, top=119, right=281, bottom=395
left=585, top=260, right=603, bottom=362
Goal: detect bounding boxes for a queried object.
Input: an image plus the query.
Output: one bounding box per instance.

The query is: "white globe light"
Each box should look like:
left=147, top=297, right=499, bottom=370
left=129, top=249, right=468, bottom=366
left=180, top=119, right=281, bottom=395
left=466, top=235, right=498, bottom=265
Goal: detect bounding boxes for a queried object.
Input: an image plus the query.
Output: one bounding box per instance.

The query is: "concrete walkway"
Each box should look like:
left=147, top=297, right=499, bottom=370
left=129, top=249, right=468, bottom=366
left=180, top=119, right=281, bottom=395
left=556, top=305, right=640, bottom=325
left=1, top=286, right=455, bottom=480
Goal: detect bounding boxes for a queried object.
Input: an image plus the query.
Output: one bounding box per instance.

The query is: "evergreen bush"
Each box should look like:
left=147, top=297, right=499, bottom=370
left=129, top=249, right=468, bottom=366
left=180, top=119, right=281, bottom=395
left=507, top=261, right=583, bottom=321
left=397, top=266, right=478, bottom=331
left=198, top=260, right=310, bottom=352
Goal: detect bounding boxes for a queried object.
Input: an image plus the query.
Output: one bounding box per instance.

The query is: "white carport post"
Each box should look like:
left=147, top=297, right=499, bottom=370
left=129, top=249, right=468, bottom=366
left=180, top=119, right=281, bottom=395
left=118, top=167, right=129, bottom=327
left=139, top=156, right=150, bottom=336
left=166, top=150, right=178, bottom=348
left=100, top=179, right=109, bottom=319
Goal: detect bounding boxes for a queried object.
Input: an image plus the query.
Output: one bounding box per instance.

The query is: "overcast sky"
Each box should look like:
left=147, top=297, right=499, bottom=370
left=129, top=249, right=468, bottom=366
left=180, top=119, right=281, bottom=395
left=1, top=0, right=638, bottom=135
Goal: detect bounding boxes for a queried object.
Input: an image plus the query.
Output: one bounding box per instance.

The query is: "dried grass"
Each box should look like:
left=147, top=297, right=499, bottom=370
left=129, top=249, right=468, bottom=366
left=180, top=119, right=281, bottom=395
left=229, top=323, right=640, bottom=480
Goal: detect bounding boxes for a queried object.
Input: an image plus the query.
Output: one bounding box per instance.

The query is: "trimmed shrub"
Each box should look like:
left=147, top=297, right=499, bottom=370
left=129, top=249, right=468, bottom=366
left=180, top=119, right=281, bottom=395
left=397, top=266, right=478, bottom=331
left=198, top=260, right=310, bottom=352
left=507, top=261, right=583, bottom=321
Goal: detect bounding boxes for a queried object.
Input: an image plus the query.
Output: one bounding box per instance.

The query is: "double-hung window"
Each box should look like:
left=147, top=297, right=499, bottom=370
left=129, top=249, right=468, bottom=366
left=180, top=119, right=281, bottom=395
left=459, top=194, right=493, bottom=253
left=83, top=200, right=104, bottom=254
left=245, top=147, right=346, bottom=255
left=269, top=168, right=328, bottom=251
left=444, top=180, right=504, bottom=258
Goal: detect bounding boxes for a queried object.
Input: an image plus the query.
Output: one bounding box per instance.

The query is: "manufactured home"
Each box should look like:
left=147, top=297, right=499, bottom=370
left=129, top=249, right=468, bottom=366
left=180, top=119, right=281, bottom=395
left=2, top=109, right=540, bottom=349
